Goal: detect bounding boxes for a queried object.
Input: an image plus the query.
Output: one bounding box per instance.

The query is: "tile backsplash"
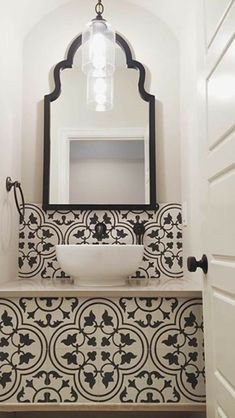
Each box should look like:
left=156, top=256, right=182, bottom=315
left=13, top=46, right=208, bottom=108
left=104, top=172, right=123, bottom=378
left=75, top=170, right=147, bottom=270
left=18, top=204, right=183, bottom=280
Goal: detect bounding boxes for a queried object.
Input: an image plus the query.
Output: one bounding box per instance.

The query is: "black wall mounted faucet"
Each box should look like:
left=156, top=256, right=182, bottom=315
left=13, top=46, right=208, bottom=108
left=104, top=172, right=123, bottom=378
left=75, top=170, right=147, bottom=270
left=94, top=222, right=107, bottom=242
left=133, top=216, right=145, bottom=245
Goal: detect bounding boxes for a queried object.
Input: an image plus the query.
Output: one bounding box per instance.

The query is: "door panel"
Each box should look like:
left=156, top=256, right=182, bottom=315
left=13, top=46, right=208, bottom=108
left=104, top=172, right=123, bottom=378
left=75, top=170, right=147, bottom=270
left=207, top=170, right=235, bottom=256
left=210, top=261, right=235, bottom=295
left=207, top=38, right=235, bottom=149
left=215, top=374, right=235, bottom=417
left=207, top=1, right=235, bottom=69
left=205, top=0, right=234, bottom=45
left=216, top=405, right=229, bottom=418
left=207, top=132, right=235, bottom=180
left=213, top=292, right=235, bottom=387
left=203, top=0, right=235, bottom=416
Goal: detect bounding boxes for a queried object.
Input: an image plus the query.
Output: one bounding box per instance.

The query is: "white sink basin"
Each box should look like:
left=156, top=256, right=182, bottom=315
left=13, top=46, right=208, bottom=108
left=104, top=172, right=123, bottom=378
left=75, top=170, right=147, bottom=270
left=56, top=244, right=144, bottom=286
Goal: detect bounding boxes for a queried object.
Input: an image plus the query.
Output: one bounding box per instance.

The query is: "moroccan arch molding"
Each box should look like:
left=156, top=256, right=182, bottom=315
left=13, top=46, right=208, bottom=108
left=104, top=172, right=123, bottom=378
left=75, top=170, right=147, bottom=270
left=43, top=32, right=157, bottom=211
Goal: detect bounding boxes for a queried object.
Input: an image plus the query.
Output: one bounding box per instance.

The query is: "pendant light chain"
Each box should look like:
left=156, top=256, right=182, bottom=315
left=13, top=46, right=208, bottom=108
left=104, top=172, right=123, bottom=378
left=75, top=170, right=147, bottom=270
left=95, top=0, right=104, bottom=17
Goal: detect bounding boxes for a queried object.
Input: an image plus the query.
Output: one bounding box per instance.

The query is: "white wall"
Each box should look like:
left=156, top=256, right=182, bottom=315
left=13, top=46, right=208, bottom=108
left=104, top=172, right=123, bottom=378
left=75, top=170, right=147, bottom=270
left=22, top=0, right=181, bottom=204
left=179, top=0, right=205, bottom=287
left=0, top=4, right=23, bottom=283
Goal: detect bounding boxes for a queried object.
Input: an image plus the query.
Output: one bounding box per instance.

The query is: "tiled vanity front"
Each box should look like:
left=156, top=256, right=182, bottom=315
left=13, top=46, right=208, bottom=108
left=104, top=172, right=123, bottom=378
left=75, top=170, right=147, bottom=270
left=0, top=291, right=205, bottom=407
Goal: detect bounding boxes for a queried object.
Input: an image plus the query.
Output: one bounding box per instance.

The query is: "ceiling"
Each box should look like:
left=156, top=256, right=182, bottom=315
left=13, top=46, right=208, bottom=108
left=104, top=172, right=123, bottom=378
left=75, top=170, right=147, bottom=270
left=6, top=0, right=191, bottom=40
left=128, top=0, right=192, bottom=38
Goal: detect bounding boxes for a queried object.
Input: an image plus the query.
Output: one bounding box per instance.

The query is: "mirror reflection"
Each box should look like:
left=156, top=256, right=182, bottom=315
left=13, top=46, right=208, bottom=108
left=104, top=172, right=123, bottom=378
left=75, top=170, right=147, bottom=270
left=49, top=44, right=150, bottom=205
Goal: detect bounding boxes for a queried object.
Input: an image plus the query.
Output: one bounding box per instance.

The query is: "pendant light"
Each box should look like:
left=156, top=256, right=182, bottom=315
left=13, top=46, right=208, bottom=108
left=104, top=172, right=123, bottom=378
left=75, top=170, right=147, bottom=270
left=87, top=74, right=113, bottom=112
left=82, top=0, right=115, bottom=111
left=82, top=0, right=115, bottom=77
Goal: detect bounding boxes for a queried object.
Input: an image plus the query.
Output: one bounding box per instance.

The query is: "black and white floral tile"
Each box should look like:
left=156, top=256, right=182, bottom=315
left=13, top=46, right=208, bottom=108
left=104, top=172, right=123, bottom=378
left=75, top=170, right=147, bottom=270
left=18, top=203, right=183, bottom=280
left=0, top=297, right=205, bottom=404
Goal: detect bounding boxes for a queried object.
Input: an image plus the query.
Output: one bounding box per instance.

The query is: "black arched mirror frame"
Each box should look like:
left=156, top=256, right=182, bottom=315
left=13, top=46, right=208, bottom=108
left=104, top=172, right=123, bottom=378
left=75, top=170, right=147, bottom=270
left=43, top=33, right=158, bottom=211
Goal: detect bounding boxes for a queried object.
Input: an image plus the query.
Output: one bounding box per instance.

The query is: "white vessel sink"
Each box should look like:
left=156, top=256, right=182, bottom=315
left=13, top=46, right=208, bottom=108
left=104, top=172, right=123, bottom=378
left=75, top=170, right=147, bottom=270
left=56, top=244, right=144, bottom=286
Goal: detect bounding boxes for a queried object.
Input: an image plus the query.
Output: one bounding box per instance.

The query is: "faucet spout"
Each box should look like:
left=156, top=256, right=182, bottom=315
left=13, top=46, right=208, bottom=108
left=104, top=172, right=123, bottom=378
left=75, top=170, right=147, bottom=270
left=94, top=222, right=107, bottom=242
left=133, top=216, right=145, bottom=245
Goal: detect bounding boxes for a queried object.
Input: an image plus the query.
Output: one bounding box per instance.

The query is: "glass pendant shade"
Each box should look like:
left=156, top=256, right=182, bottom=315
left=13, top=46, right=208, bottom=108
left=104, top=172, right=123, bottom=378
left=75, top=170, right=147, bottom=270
left=82, top=19, right=115, bottom=77
left=87, top=75, right=113, bottom=112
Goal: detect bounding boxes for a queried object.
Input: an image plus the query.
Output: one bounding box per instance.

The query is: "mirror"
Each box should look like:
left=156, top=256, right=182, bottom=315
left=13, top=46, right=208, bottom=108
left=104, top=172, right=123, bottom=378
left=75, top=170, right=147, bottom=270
left=43, top=34, right=157, bottom=210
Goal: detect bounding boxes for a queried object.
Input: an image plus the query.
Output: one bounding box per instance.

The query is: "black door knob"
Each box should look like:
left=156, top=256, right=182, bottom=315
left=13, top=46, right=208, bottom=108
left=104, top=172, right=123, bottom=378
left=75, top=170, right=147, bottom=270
left=187, top=254, right=208, bottom=274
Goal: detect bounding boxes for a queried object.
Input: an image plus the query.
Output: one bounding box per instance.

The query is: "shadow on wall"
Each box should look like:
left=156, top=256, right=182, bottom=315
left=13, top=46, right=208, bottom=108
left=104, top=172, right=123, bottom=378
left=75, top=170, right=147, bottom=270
left=35, top=100, right=44, bottom=204
left=0, top=196, right=13, bottom=253
left=156, top=100, right=167, bottom=201
left=0, top=412, right=206, bottom=418
left=0, top=175, right=20, bottom=283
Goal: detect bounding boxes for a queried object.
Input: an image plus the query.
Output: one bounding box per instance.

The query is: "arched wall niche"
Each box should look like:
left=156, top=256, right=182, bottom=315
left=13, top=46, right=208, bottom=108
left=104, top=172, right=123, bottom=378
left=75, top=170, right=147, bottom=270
left=22, top=0, right=181, bottom=204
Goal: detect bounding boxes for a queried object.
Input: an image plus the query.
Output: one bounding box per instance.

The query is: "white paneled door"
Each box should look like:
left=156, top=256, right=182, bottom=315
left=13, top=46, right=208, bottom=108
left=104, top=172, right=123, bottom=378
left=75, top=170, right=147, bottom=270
left=203, top=0, right=235, bottom=417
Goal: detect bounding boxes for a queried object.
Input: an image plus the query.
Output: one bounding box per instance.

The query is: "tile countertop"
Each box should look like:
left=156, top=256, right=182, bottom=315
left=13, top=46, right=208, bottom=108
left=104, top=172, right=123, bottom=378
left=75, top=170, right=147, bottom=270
left=0, top=277, right=202, bottom=298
